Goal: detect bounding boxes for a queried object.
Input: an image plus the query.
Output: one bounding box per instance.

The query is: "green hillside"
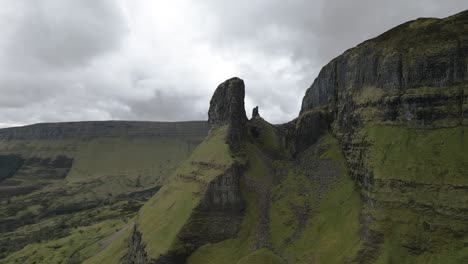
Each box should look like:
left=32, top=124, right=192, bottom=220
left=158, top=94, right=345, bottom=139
left=2, top=9, right=468, bottom=264
left=0, top=121, right=208, bottom=263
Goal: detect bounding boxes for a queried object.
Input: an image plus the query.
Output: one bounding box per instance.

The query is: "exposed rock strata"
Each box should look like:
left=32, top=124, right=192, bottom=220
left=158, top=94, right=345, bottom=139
left=208, top=77, right=248, bottom=151
left=0, top=121, right=209, bottom=140
left=123, top=164, right=245, bottom=264
left=301, top=12, right=468, bottom=130
left=297, top=10, right=468, bottom=262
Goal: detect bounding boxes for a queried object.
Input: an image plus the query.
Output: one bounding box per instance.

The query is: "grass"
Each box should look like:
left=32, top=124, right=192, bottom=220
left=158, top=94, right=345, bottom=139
left=365, top=125, right=467, bottom=185
left=270, top=135, right=363, bottom=264
left=269, top=167, right=312, bottom=250
left=187, top=141, right=268, bottom=264
left=248, top=117, right=283, bottom=155
left=0, top=218, right=129, bottom=264
left=353, top=86, right=388, bottom=105
left=136, top=126, right=233, bottom=258
left=187, top=178, right=260, bottom=264
left=67, top=137, right=199, bottom=185
left=279, top=174, right=362, bottom=264
left=236, top=249, right=285, bottom=264
left=83, top=222, right=134, bottom=264
left=361, top=125, right=468, bottom=263
left=190, top=131, right=364, bottom=264
left=374, top=225, right=468, bottom=264
left=0, top=133, right=204, bottom=262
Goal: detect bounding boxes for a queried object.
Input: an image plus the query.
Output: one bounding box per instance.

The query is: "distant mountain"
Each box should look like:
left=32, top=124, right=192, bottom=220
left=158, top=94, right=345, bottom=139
left=0, top=121, right=209, bottom=263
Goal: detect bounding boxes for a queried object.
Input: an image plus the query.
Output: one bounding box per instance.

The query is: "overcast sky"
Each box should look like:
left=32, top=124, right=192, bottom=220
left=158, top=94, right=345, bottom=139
left=0, top=1, right=467, bottom=127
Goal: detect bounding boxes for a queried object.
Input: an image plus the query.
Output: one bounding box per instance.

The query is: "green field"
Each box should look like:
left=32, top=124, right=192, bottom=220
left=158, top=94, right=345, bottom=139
left=0, top=127, right=206, bottom=263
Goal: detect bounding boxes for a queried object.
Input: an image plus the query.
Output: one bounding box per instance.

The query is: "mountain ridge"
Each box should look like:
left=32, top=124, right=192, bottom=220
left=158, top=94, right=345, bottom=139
left=0, top=121, right=209, bottom=140
left=1, top=9, right=468, bottom=264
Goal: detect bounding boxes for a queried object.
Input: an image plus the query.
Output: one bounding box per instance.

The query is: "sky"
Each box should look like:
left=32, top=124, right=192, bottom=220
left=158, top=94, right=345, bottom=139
left=0, top=0, right=467, bottom=127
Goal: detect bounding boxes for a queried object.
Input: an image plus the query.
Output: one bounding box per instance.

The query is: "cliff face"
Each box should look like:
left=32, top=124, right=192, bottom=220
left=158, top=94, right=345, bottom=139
left=208, top=77, right=248, bottom=151
left=301, top=12, right=468, bottom=130
left=295, top=10, right=468, bottom=263
left=0, top=121, right=209, bottom=140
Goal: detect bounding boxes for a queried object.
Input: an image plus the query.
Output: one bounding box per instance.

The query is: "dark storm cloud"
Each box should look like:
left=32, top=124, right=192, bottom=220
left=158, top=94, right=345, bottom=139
left=0, top=0, right=467, bottom=127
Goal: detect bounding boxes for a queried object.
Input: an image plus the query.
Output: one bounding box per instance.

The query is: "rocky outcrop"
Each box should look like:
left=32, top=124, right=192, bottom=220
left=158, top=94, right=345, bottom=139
left=301, top=11, right=468, bottom=130
left=208, top=77, right=248, bottom=151
left=252, top=106, right=260, bottom=118
left=297, top=10, right=468, bottom=262
left=0, top=121, right=210, bottom=140
left=298, top=10, right=468, bottom=189
left=279, top=108, right=332, bottom=156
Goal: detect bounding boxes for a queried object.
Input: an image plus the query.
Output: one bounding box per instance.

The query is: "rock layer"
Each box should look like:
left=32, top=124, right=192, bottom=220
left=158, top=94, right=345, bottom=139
left=0, top=121, right=209, bottom=140
left=297, top=10, right=468, bottom=262
left=301, top=12, right=468, bottom=130
left=208, top=77, right=248, bottom=151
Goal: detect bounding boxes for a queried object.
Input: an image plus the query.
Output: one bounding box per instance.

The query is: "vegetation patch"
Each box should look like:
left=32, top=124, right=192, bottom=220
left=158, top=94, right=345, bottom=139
left=270, top=135, right=363, bottom=264
left=0, top=218, right=130, bottom=264
left=365, top=125, right=467, bottom=185
left=136, top=126, right=232, bottom=258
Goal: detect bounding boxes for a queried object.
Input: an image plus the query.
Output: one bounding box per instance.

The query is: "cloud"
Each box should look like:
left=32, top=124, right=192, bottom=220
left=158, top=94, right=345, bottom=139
left=2, top=0, right=126, bottom=69
left=0, top=0, right=467, bottom=128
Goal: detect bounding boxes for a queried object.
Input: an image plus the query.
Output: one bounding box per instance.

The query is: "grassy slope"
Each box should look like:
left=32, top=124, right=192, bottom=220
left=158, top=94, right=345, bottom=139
left=189, top=120, right=363, bottom=264
left=67, top=137, right=195, bottom=184
left=137, top=126, right=232, bottom=258
left=236, top=249, right=286, bottom=264
left=363, top=125, right=468, bottom=263
left=83, top=223, right=134, bottom=264
left=2, top=219, right=129, bottom=264
left=86, top=126, right=233, bottom=262
left=366, top=126, right=467, bottom=185
left=0, top=136, right=201, bottom=263
left=0, top=136, right=198, bottom=185
left=272, top=135, right=362, bottom=264
left=187, top=143, right=269, bottom=264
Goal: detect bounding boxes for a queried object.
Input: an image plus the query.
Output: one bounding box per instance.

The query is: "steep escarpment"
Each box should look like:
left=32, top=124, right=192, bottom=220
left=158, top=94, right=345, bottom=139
left=296, top=10, right=468, bottom=263
left=301, top=11, right=468, bottom=130
left=0, top=121, right=209, bottom=140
